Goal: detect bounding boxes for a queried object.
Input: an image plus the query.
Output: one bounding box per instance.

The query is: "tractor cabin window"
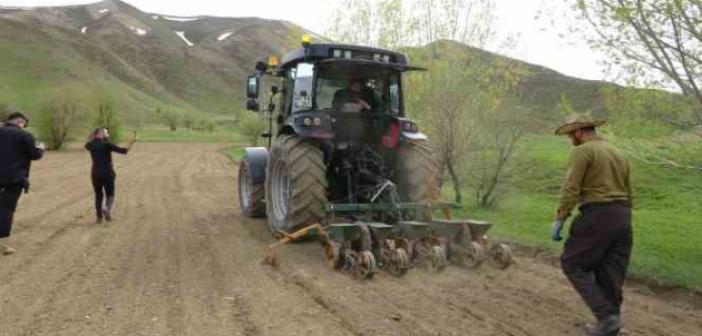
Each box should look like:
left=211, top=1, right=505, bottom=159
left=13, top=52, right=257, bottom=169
left=315, top=73, right=401, bottom=115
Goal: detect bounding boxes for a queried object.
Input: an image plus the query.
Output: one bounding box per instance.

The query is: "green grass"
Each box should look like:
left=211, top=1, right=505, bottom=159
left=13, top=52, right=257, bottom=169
left=454, top=134, right=702, bottom=290
left=224, top=147, right=246, bottom=161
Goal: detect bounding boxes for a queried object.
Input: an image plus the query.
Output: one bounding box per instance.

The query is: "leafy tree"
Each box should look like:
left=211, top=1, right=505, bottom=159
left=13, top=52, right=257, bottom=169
left=571, top=0, right=702, bottom=124
left=93, top=93, right=123, bottom=143
left=327, top=0, right=529, bottom=206
left=238, top=111, right=265, bottom=146
left=162, top=109, right=180, bottom=131
left=36, top=85, right=89, bottom=150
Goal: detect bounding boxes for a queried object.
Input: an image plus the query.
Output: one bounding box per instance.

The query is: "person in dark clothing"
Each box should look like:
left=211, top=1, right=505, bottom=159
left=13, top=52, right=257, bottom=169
left=551, top=113, right=633, bottom=336
left=85, top=128, right=136, bottom=223
left=0, top=112, right=45, bottom=255
left=332, top=78, right=380, bottom=112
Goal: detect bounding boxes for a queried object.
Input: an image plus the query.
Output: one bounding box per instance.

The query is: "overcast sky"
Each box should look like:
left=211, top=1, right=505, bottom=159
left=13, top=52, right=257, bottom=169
left=0, top=0, right=605, bottom=80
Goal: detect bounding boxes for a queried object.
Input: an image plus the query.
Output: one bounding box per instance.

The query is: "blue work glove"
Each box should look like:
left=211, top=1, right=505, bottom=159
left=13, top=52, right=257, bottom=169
left=551, top=220, right=564, bottom=241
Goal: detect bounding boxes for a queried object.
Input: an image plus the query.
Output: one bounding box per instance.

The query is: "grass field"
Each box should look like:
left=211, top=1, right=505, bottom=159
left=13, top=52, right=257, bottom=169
left=456, top=134, right=702, bottom=290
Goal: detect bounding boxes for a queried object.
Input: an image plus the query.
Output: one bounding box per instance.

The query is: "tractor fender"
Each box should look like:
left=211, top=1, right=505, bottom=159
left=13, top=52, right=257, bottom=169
left=401, top=131, right=428, bottom=141
left=242, top=147, right=269, bottom=184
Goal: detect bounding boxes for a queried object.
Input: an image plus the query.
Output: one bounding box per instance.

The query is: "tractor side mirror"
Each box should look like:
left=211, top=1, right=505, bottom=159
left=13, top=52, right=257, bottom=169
left=246, top=75, right=259, bottom=99
left=246, top=99, right=259, bottom=112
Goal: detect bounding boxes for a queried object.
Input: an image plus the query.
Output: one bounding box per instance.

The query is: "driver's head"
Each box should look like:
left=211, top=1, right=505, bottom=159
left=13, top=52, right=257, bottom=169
left=348, top=78, right=365, bottom=92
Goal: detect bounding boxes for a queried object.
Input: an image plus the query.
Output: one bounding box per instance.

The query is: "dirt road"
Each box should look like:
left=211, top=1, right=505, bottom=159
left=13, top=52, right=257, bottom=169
left=0, top=143, right=699, bottom=336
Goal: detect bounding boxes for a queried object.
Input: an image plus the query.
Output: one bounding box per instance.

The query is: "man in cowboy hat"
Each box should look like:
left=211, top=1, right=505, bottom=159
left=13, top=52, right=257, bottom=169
left=551, top=112, right=633, bottom=336
left=0, top=112, right=45, bottom=255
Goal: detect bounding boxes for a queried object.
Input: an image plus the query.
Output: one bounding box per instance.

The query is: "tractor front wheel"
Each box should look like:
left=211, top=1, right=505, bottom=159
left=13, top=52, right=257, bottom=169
left=238, top=161, right=266, bottom=218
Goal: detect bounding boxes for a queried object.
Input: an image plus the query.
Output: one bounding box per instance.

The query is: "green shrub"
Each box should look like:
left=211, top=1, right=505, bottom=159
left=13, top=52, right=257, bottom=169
left=238, top=111, right=265, bottom=146
left=162, top=109, right=180, bottom=131
left=35, top=86, right=89, bottom=150
left=93, top=94, right=124, bottom=143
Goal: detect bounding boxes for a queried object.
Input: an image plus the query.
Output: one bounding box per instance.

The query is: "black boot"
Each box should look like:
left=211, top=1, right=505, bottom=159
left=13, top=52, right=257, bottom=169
left=589, top=315, right=621, bottom=336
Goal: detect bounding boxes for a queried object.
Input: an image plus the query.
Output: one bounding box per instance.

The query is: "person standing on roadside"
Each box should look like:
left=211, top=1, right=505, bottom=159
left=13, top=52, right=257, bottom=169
left=0, top=112, right=45, bottom=255
left=85, top=128, right=136, bottom=224
left=550, top=113, right=634, bottom=336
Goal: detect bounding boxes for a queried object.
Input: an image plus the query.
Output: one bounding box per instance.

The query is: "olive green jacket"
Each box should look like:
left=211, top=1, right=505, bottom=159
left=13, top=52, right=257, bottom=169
left=556, top=136, right=632, bottom=221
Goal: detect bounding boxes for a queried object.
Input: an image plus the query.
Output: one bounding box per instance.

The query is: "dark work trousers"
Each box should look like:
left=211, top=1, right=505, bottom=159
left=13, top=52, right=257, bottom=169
left=0, top=185, right=23, bottom=238
left=91, top=174, right=115, bottom=219
left=561, top=201, right=633, bottom=321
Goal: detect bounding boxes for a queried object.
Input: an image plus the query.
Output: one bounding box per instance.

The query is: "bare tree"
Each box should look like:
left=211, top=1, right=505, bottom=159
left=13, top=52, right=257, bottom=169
left=572, top=0, right=702, bottom=124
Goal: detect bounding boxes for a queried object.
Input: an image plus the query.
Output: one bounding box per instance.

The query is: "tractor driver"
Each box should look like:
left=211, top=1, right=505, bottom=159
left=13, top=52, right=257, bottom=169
left=332, top=78, right=380, bottom=113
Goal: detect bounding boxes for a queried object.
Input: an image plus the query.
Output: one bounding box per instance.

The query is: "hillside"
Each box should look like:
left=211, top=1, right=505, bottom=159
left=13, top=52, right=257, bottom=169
left=0, top=0, right=298, bottom=122
left=0, top=0, right=657, bottom=126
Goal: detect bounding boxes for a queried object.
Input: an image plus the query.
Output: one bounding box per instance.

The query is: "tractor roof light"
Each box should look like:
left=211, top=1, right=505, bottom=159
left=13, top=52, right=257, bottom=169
left=267, top=55, right=279, bottom=67
left=301, top=34, right=312, bottom=47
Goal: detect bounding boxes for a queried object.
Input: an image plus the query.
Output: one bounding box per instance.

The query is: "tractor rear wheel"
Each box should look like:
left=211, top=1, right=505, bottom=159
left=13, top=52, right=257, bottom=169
left=265, top=134, right=328, bottom=235
left=238, top=161, right=266, bottom=217
left=394, top=139, right=439, bottom=215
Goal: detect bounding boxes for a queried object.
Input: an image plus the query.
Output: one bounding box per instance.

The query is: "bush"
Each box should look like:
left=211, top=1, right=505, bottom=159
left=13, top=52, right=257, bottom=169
left=93, top=94, right=124, bottom=143
left=204, top=120, right=216, bottom=133
left=36, top=86, right=89, bottom=150
left=183, top=114, right=196, bottom=131
left=238, top=111, right=265, bottom=146
left=162, top=109, right=180, bottom=131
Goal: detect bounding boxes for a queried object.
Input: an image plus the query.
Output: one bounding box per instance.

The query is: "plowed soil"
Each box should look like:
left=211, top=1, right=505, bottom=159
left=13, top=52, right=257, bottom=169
left=1, top=143, right=699, bottom=336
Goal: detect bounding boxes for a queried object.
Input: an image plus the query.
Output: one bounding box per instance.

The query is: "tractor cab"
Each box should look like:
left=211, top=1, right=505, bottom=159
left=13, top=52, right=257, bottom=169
left=247, top=42, right=425, bottom=147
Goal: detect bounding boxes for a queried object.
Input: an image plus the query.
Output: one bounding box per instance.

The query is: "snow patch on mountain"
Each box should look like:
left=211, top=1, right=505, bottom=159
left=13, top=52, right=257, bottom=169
left=164, top=16, right=200, bottom=22
left=217, top=32, right=233, bottom=41
left=98, top=9, right=109, bottom=14
left=175, top=31, right=194, bottom=46
left=81, top=26, right=87, bottom=34
left=130, top=26, right=147, bottom=36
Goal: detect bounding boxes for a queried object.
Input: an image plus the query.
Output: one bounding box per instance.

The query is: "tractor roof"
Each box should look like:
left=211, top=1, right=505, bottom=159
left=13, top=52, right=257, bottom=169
left=278, top=43, right=411, bottom=70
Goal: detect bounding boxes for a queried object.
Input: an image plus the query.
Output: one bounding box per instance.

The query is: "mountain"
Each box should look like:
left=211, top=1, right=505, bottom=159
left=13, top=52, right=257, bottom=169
left=0, top=0, right=644, bottom=126
left=0, top=0, right=299, bottom=123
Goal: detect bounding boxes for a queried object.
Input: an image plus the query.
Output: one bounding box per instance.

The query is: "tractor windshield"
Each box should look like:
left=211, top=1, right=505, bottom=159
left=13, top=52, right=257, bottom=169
left=316, top=72, right=401, bottom=115
left=289, top=61, right=403, bottom=115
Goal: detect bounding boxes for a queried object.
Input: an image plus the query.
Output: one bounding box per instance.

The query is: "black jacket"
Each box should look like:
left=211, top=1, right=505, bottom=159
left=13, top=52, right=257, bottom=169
left=0, top=123, right=44, bottom=187
left=85, top=140, right=128, bottom=178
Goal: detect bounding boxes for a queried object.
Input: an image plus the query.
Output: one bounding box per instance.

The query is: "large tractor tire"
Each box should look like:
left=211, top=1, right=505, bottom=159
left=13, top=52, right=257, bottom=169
left=238, top=161, right=266, bottom=218
left=265, top=134, right=328, bottom=234
left=394, top=139, right=439, bottom=203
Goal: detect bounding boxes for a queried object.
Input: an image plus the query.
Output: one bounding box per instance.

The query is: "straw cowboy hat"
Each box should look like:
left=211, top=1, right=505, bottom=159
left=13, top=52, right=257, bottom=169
left=554, top=112, right=606, bottom=135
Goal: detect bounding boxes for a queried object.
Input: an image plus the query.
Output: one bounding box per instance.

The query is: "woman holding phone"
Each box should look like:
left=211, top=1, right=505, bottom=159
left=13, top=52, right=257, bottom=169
left=85, top=128, right=136, bottom=223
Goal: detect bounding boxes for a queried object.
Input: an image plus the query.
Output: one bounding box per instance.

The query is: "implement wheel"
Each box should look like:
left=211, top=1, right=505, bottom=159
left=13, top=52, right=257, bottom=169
left=238, top=161, right=266, bottom=217
left=456, top=242, right=485, bottom=269
left=386, top=248, right=410, bottom=277
left=352, top=251, right=377, bottom=280
left=489, top=243, right=514, bottom=269
left=429, top=245, right=448, bottom=272
left=265, top=135, right=328, bottom=234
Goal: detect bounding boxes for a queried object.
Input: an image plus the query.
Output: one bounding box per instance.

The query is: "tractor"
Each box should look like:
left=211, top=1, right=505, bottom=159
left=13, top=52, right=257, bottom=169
left=239, top=36, right=512, bottom=278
